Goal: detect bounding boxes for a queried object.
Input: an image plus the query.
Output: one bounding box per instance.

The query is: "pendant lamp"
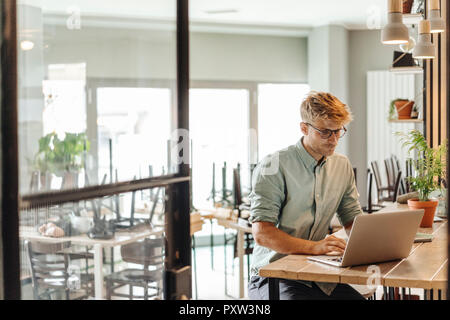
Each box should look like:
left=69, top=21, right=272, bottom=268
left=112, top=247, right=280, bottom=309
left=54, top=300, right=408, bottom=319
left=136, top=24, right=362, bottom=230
left=381, top=0, right=409, bottom=44
left=428, top=0, right=445, bottom=33
left=413, top=20, right=436, bottom=59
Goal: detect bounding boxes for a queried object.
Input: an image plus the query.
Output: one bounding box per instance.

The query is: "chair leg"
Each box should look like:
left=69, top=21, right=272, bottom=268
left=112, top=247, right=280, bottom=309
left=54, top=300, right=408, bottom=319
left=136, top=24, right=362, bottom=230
left=106, top=279, right=111, bottom=300
left=33, top=285, right=40, bottom=300
left=192, top=235, right=198, bottom=299
left=247, top=254, right=250, bottom=281
left=210, top=219, right=214, bottom=270
left=224, top=232, right=228, bottom=296
left=144, top=282, right=148, bottom=300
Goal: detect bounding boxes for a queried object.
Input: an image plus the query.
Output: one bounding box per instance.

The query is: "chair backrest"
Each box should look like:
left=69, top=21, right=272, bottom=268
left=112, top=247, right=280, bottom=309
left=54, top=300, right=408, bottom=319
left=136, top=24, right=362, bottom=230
left=120, top=237, right=164, bottom=268
left=366, top=169, right=373, bottom=213
left=393, top=171, right=402, bottom=202
left=404, top=159, right=413, bottom=192
left=370, top=161, right=384, bottom=190
left=392, top=156, right=406, bottom=195
left=384, top=158, right=395, bottom=188
left=390, top=156, right=398, bottom=179
left=26, top=240, right=71, bottom=293
left=233, top=168, right=243, bottom=210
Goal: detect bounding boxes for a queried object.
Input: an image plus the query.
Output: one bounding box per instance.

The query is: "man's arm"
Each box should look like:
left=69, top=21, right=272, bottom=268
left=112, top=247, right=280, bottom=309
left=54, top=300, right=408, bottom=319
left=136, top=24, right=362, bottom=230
left=252, top=221, right=347, bottom=255
left=336, top=160, right=363, bottom=231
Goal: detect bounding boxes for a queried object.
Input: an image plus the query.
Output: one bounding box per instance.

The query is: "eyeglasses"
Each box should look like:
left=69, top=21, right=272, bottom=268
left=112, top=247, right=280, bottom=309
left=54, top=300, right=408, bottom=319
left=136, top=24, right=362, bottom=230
left=305, top=123, right=347, bottom=139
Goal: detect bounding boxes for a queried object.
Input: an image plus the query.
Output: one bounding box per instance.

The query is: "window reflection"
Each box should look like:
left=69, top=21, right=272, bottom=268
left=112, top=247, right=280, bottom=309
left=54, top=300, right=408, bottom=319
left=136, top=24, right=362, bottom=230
left=18, top=1, right=177, bottom=195
left=20, top=189, right=166, bottom=300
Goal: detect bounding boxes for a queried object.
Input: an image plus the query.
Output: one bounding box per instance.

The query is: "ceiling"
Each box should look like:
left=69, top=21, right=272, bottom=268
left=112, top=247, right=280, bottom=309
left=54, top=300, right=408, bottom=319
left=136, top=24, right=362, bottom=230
left=19, top=0, right=393, bottom=35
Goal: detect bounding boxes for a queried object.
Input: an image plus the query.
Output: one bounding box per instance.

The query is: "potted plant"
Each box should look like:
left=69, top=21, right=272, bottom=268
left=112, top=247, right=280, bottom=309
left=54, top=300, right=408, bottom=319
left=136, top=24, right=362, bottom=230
left=403, top=0, right=414, bottom=14
left=34, top=132, right=90, bottom=189
left=391, top=99, right=414, bottom=120
left=388, top=100, right=396, bottom=121
left=58, top=132, right=90, bottom=188
left=396, top=130, right=447, bottom=227
left=33, top=132, right=60, bottom=189
left=410, top=104, right=419, bottom=119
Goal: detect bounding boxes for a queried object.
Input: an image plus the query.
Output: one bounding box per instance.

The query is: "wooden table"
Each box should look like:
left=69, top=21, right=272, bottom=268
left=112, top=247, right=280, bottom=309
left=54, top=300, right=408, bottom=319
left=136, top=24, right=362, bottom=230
left=259, top=206, right=447, bottom=300
left=21, top=224, right=164, bottom=299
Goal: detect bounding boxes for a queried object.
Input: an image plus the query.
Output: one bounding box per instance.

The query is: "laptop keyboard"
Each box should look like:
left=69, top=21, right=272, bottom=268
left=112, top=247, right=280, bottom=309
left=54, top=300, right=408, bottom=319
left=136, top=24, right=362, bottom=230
left=330, top=257, right=342, bottom=262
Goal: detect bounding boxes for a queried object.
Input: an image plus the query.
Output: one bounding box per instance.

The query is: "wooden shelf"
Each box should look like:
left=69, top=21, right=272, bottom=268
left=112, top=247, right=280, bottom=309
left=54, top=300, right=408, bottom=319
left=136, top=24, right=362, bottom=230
left=390, top=66, right=423, bottom=74
left=403, top=13, right=422, bottom=25
left=388, top=119, right=423, bottom=123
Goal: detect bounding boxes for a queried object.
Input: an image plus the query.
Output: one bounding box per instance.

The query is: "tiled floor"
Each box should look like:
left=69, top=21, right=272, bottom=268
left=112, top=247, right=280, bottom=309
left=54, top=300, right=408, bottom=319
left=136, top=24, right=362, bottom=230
left=192, top=244, right=247, bottom=300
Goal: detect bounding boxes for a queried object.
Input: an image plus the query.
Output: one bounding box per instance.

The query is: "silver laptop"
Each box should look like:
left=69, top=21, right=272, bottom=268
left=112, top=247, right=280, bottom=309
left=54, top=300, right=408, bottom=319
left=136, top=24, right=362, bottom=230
left=307, top=209, right=424, bottom=267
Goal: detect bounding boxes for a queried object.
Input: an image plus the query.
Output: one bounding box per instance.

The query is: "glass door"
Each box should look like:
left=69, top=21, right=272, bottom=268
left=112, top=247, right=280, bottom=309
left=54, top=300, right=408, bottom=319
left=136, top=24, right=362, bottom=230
left=1, top=0, right=191, bottom=300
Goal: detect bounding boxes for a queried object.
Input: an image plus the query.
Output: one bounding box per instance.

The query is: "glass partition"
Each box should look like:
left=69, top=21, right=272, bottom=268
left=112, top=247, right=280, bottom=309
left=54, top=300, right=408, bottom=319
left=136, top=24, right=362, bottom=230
left=16, top=0, right=179, bottom=300
left=20, top=188, right=166, bottom=300
left=17, top=0, right=178, bottom=196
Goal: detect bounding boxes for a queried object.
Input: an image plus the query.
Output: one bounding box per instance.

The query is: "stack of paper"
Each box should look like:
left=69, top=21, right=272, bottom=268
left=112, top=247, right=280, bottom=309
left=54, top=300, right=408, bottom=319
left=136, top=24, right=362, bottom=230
left=414, top=232, right=433, bottom=243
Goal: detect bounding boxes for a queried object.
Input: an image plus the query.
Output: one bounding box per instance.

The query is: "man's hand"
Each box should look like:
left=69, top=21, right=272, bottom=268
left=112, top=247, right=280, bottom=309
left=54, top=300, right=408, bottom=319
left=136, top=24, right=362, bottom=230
left=252, top=221, right=348, bottom=255
left=310, top=235, right=347, bottom=255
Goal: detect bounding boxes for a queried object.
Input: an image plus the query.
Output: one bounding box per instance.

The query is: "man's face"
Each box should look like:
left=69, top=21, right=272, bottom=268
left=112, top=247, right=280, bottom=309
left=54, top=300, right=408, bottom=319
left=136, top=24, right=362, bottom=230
left=301, top=119, right=345, bottom=157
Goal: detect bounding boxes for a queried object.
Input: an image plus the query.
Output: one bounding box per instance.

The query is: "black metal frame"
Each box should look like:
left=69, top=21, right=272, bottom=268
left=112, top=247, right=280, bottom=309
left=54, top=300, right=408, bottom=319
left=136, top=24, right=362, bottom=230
left=1, top=0, right=20, bottom=300
left=1, top=0, right=191, bottom=300
left=163, top=0, right=191, bottom=300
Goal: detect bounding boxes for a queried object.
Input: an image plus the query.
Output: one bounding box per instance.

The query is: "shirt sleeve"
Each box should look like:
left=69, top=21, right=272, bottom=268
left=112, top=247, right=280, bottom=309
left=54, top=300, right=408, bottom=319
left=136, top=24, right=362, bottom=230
left=336, top=160, right=363, bottom=227
left=248, top=153, right=286, bottom=225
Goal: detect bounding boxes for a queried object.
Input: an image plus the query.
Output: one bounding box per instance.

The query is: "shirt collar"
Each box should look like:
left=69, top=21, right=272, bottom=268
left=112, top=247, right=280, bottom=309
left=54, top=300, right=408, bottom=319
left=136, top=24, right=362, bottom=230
left=295, top=137, right=327, bottom=171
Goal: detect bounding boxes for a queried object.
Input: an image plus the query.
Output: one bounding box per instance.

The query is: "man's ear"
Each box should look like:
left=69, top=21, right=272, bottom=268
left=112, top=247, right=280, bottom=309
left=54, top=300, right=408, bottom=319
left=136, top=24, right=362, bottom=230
left=300, top=122, right=308, bottom=136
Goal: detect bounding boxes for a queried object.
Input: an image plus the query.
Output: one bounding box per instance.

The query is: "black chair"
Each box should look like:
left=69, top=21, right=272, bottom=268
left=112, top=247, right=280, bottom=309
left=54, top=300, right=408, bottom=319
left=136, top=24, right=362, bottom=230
left=232, top=168, right=253, bottom=262
left=392, top=171, right=402, bottom=202
left=105, top=237, right=164, bottom=300
left=392, top=155, right=406, bottom=195
left=384, top=158, right=397, bottom=199
left=362, top=169, right=383, bottom=213
left=405, top=159, right=414, bottom=193
left=353, top=167, right=357, bottom=187
left=26, top=240, right=94, bottom=300
left=223, top=167, right=254, bottom=297
left=371, top=161, right=393, bottom=203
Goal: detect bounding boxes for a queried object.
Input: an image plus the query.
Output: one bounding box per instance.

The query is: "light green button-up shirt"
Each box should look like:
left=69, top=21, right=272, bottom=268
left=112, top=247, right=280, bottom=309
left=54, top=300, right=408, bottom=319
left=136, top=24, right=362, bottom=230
left=249, top=137, right=362, bottom=295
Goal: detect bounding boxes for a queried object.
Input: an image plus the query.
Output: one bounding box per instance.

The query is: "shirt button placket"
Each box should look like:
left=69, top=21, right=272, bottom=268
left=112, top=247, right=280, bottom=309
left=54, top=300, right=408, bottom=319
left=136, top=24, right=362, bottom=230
left=311, top=167, right=321, bottom=238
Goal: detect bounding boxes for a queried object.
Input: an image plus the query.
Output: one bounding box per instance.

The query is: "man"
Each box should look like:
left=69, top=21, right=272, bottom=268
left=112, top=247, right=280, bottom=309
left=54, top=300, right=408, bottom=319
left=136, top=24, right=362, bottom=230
left=248, top=91, right=364, bottom=300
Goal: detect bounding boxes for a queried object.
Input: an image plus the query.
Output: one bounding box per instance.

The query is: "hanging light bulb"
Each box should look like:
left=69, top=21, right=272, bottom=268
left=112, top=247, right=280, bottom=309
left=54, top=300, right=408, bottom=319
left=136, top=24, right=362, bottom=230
left=381, top=0, right=409, bottom=44
left=428, top=0, right=445, bottom=33
left=413, top=20, right=436, bottom=59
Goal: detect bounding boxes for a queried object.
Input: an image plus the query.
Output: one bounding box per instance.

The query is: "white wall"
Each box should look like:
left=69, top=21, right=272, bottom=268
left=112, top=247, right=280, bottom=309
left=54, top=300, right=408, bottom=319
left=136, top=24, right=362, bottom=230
left=308, top=25, right=349, bottom=156
left=191, top=32, right=307, bottom=82
left=43, top=26, right=308, bottom=83
left=348, top=29, right=397, bottom=204
left=308, top=26, right=330, bottom=91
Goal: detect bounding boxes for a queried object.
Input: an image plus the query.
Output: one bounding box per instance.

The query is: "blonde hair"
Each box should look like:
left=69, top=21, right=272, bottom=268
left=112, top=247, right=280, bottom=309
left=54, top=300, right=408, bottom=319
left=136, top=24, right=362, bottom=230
left=300, top=91, right=353, bottom=125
